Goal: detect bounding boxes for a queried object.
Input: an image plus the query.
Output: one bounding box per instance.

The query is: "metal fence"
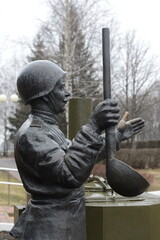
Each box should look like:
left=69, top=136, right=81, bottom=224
left=0, top=167, right=23, bottom=205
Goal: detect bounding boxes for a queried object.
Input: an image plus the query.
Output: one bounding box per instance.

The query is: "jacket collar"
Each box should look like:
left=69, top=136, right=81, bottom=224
left=31, top=109, right=59, bottom=125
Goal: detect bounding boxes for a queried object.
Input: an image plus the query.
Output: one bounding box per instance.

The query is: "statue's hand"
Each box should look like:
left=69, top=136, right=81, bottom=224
left=116, top=112, right=145, bottom=142
left=88, top=99, right=119, bottom=133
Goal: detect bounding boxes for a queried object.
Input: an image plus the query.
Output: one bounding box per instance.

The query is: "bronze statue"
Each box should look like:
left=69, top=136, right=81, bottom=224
left=10, top=60, right=144, bottom=240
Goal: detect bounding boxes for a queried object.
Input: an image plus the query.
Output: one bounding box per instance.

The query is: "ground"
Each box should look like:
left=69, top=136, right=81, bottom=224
left=0, top=231, right=15, bottom=240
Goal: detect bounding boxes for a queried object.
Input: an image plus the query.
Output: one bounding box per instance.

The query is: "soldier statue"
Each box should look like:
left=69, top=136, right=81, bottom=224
left=10, top=60, right=144, bottom=240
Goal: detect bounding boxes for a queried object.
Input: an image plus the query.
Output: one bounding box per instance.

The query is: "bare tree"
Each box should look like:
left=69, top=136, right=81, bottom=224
left=112, top=30, right=159, bottom=120
left=139, top=79, right=160, bottom=141
left=30, top=0, right=113, bottom=97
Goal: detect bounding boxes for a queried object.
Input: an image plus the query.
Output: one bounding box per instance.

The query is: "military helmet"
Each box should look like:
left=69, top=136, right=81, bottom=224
left=17, top=60, right=67, bottom=104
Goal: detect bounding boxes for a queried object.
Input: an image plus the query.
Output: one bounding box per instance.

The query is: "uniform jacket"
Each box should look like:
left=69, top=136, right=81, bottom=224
left=10, top=109, right=104, bottom=240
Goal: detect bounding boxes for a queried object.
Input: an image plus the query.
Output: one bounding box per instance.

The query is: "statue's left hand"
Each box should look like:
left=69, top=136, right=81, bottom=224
left=116, top=112, right=145, bottom=142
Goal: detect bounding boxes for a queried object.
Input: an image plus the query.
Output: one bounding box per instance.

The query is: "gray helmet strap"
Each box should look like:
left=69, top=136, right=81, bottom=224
left=47, top=91, right=60, bottom=114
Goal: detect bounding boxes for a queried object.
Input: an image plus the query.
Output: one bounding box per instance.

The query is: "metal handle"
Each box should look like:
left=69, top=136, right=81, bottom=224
left=102, top=28, right=116, bottom=163
left=102, top=28, right=111, bottom=99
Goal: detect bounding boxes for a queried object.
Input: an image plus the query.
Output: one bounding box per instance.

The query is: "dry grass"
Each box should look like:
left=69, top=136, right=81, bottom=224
left=138, top=168, right=160, bottom=191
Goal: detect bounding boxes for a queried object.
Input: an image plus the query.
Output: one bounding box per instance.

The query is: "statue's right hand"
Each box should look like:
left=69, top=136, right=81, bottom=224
left=87, top=99, right=120, bottom=133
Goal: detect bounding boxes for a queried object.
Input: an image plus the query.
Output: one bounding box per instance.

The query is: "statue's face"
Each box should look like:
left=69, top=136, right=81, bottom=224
left=48, top=78, right=70, bottom=114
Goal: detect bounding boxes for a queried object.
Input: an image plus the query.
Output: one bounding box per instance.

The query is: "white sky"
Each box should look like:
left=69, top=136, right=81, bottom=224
left=0, top=0, right=160, bottom=60
left=0, top=0, right=48, bottom=63
left=0, top=0, right=47, bottom=39
left=110, top=0, right=160, bottom=56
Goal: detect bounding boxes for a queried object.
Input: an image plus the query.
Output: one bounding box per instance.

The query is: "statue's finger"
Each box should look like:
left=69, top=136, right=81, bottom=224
left=133, top=124, right=145, bottom=133
left=129, top=119, right=145, bottom=126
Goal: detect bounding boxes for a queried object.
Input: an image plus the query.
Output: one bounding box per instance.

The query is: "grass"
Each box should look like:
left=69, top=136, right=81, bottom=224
left=0, top=170, right=27, bottom=206
left=138, top=168, right=160, bottom=191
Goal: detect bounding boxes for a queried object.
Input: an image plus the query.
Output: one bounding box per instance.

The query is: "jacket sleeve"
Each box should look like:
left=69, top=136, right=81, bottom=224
left=19, top=124, right=103, bottom=188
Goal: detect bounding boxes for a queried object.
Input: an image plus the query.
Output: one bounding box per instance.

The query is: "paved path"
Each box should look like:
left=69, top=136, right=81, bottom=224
left=0, top=206, right=14, bottom=223
left=0, top=158, right=20, bottom=180
left=0, top=158, right=16, bottom=169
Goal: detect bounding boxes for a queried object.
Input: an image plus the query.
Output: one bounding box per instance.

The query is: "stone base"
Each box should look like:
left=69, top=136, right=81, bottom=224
left=86, top=191, right=160, bottom=240
left=14, top=205, right=25, bottom=224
